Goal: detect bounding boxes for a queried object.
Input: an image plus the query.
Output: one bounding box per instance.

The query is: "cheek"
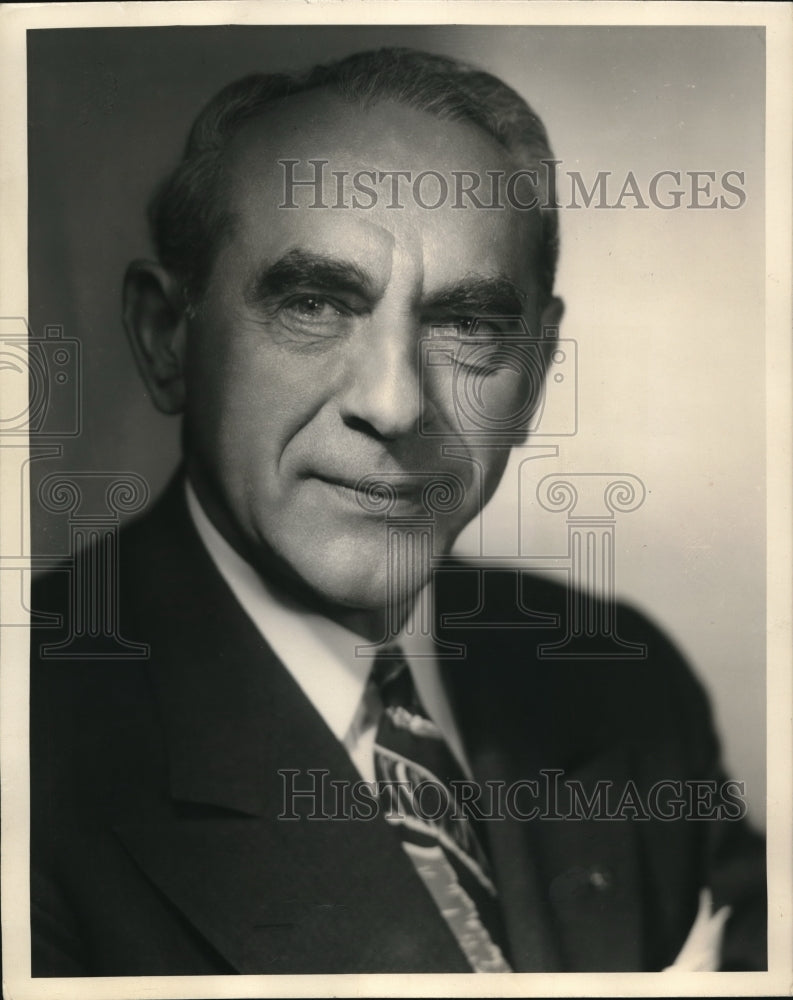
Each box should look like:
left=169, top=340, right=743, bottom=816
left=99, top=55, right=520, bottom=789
left=183, top=315, right=323, bottom=456
left=424, top=364, right=530, bottom=521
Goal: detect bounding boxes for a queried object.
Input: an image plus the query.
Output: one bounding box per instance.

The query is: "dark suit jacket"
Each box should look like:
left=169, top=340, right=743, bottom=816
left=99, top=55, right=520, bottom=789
left=30, top=477, right=766, bottom=976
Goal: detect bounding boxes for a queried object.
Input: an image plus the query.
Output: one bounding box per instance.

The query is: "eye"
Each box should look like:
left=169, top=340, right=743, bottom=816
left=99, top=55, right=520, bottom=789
left=275, top=293, right=356, bottom=342
left=439, top=316, right=518, bottom=338
left=456, top=316, right=476, bottom=336
left=442, top=317, right=528, bottom=374
left=282, top=295, right=344, bottom=322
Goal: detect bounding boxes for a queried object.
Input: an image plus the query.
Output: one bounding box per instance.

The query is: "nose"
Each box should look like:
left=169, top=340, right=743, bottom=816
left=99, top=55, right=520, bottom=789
left=338, top=310, right=423, bottom=441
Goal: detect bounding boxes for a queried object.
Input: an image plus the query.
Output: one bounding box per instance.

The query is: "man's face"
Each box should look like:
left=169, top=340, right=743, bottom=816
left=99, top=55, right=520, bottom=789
left=181, top=90, right=553, bottom=612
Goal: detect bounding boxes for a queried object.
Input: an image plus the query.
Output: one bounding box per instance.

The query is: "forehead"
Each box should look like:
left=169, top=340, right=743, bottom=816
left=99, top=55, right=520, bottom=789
left=216, top=89, right=542, bottom=295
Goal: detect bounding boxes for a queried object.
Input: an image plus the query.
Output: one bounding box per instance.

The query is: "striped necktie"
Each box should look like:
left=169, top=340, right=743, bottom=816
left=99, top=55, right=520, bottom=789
left=370, top=647, right=512, bottom=973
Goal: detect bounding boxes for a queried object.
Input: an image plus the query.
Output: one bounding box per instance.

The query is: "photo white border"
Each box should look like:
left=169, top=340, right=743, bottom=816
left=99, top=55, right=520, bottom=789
left=1, top=2, right=790, bottom=998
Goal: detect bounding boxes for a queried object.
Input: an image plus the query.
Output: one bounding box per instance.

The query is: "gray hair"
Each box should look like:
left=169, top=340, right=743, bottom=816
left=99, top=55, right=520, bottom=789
left=149, top=47, right=559, bottom=305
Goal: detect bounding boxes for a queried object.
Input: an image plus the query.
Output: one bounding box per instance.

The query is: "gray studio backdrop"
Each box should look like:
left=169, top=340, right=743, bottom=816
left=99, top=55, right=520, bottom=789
left=26, top=25, right=766, bottom=823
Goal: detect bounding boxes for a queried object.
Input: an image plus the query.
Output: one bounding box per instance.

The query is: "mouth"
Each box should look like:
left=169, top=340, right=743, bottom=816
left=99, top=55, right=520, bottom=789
left=310, top=472, right=428, bottom=511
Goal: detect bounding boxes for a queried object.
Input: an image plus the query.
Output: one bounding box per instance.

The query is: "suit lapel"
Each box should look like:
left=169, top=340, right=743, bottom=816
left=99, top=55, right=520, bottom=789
left=465, top=738, right=564, bottom=972
left=441, top=650, right=564, bottom=972
left=447, top=666, right=645, bottom=972
left=436, top=567, right=646, bottom=972
left=115, top=805, right=473, bottom=974
left=115, top=479, right=470, bottom=973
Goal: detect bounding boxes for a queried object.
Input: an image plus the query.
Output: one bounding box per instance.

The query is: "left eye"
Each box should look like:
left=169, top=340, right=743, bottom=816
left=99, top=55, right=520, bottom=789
left=455, top=317, right=476, bottom=336
left=439, top=316, right=515, bottom=338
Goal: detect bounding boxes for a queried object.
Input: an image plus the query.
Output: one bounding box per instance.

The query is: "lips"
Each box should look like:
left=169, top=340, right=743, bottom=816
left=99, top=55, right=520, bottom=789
left=319, top=472, right=421, bottom=492
left=310, top=471, right=429, bottom=507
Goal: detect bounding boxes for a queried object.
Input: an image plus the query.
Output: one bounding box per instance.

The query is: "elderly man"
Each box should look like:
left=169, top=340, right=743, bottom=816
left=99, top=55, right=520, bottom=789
left=30, top=47, right=765, bottom=976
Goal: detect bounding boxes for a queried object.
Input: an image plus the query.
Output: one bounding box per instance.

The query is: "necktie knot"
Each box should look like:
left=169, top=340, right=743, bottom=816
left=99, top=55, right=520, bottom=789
left=370, top=647, right=419, bottom=713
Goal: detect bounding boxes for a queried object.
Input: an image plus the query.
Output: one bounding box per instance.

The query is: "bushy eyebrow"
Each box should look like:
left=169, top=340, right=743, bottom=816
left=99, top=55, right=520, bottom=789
left=422, top=276, right=528, bottom=318
left=244, top=249, right=528, bottom=317
left=244, top=249, right=377, bottom=304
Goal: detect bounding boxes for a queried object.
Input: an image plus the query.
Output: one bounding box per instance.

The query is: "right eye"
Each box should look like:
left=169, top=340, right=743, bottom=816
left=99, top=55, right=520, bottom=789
left=283, top=294, right=343, bottom=320
left=277, top=294, right=353, bottom=338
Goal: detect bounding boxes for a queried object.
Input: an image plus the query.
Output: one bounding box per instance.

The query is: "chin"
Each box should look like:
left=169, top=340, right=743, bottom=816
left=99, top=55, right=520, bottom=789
left=290, top=538, right=430, bottom=614
left=298, top=557, right=389, bottom=610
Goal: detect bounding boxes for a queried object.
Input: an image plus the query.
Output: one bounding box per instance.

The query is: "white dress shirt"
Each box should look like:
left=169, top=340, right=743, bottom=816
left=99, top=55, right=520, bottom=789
left=185, top=481, right=471, bottom=783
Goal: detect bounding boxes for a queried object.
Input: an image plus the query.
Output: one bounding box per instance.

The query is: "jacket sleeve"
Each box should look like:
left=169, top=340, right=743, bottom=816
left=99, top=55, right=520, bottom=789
left=663, top=629, right=767, bottom=971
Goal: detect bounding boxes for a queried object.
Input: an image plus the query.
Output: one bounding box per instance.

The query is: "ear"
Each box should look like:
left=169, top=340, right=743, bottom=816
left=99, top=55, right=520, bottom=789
left=539, top=294, right=565, bottom=336
left=122, top=260, right=188, bottom=414
left=535, top=294, right=565, bottom=371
